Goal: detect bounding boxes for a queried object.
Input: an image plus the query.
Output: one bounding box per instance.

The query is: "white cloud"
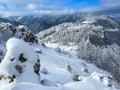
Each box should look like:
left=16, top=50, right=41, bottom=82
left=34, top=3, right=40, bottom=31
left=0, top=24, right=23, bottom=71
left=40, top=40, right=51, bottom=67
left=27, top=3, right=37, bottom=10
left=0, top=7, right=74, bottom=16
left=0, top=0, right=45, bottom=4
left=34, top=8, right=74, bottom=15
left=2, top=0, right=120, bottom=16
left=101, top=0, right=120, bottom=7
left=0, top=10, right=35, bottom=16
left=80, top=0, right=120, bottom=15
left=0, top=0, right=74, bottom=16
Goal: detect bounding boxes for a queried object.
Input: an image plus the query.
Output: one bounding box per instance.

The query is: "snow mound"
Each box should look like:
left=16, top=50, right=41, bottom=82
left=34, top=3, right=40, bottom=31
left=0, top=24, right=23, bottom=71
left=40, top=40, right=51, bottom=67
left=6, top=38, right=37, bottom=62
left=0, top=38, right=40, bottom=84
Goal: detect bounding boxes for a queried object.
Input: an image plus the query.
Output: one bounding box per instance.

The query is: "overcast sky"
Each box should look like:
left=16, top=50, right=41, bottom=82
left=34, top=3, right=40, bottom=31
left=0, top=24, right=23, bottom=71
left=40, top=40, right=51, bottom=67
left=0, top=0, right=120, bottom=16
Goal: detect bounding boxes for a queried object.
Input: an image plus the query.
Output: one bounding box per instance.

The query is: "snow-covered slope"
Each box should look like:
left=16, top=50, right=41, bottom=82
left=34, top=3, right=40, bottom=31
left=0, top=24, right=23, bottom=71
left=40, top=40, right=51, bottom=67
left=81, top=14, right=120, bottom=29
left=36, top=17, right=120, bottom=81
left=37, top=20, right=120, bottom=46
left=0, top=38, right=119, bottom=90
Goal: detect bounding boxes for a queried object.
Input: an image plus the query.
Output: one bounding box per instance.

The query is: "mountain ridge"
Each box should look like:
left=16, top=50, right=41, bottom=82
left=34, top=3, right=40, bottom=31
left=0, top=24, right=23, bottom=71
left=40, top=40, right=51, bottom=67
left=6, top=13, right=120, bottom=34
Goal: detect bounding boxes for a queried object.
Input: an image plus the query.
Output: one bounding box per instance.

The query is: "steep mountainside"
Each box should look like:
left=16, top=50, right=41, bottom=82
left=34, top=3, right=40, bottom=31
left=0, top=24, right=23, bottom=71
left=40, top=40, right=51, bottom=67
left=37, top=15, right=120, bottom=81
left=37, top=15, right=120, bottom=46
left=7, top=13, right=86, bottom=33
left=0, top=18, right=22, bottom=26
left=7, top=13, right=120, bottom=34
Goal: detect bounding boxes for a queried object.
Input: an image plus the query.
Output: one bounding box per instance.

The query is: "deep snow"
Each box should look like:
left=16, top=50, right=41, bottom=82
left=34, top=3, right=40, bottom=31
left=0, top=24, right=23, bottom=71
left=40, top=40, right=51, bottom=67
left=0, top=38, right=119, bottom=90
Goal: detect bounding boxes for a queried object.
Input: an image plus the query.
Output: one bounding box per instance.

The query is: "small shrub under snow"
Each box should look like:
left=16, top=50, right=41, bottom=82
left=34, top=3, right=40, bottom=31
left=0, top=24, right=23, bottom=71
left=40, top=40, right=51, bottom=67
left=41, top=67, right=48, bottom=74
left=91, top=72, right=112, bottom=87
left=65, top=64, right=72, bottom=72
left=55, top=47, right=61, bottom=54
left=81, top=67, right=88, bottom=73
left=35, top=48, right=42, bottom=54
left=72, top=74, right=80, bottom=81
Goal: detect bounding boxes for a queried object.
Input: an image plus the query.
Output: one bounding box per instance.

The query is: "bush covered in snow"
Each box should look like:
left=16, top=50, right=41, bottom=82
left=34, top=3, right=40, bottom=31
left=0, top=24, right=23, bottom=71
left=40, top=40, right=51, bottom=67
left=0, top=22, right=38, bottom=44
left=35, top=48, right=42, bottom=54
left=81, top=67, right=88, bottom=73
left=91, top=72, right=113, bottom=87
left=65, top=64, right=72, bottom=72
left=72, top=74, right=80, bottom=81
left=13, top=25, right=38, bottom=43
left=55, top=46, right=61, bottom=54
left=41, top=67, right=48, bottom=74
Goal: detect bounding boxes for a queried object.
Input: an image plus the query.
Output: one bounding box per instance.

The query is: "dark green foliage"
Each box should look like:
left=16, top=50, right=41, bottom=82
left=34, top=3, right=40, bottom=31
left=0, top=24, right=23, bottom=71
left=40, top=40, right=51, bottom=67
left=19, top=53, right=27, bottom=63
left=41, top=68, right=48, bottom=74
left=72, top=74, right=80, bottom=81
left=65, top=64, right=72, bottom=72
left=15, top=65, right=23, bottom=73
left=33, top=63, right=40, bottom=75
left=0, top=74, right=16, bottom=83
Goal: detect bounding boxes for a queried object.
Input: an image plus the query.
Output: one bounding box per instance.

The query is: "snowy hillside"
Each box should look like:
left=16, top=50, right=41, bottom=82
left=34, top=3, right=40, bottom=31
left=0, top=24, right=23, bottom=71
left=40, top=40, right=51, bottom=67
left=36, top=16, right=120, bottom=82
left=0, top=38, right=119, bottom=90
left=37, top=15, right=120, bottom=46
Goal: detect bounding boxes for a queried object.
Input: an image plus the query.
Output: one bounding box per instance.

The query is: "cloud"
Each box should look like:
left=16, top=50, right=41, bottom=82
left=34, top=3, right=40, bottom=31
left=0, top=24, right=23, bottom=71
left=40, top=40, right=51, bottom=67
left=0, top=0, right=45, bottom=4
left=34, top=8, right=74, bottom=15
left=0, top=0, right=119, bottom=16
left=80, top=0, right=120, bottom=16
left=0, top=0, right=75, bottom=16
left=101, top=0, right=120, bottom=7
left=27, top=3, right=37, bottom=10
left=0, top=8, right=74, bottom=16
left=100, top=0, right=120, bottom=15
